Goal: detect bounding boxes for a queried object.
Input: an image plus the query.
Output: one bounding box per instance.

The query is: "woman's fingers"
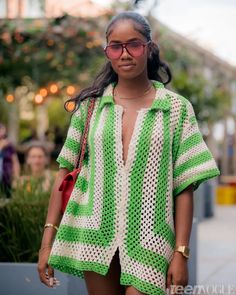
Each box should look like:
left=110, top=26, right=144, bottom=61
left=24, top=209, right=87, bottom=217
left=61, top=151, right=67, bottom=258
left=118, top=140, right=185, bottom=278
left=38, top=268, right=60, bottom=288
left=38, top=248, right=56, bottom=288
left=47, top=265, right=54, bottom=287
left=53, top=278, right=61, bottom=286
left=38, top=265, right=51, bottom=287
left=45, top=273, right=61, bottom=287
left=166, top=254, right=188, bottom=294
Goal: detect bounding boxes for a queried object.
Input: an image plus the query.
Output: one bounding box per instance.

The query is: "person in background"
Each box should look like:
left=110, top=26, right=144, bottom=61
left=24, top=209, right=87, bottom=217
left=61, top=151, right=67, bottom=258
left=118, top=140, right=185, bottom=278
left=15, top=143, right=54, bottom=193
left=0, top=123, right=20, bottom=198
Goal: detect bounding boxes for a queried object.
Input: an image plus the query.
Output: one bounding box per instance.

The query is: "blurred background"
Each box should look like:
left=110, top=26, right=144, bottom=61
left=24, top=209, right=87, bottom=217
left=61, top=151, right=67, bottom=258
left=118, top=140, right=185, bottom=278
left=0, top=0, right=235, bottom=294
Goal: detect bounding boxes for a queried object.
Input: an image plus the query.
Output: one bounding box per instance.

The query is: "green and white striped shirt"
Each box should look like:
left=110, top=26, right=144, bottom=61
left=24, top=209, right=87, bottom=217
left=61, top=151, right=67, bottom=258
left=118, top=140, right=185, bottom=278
left=49, top=80, right=219, bottom=294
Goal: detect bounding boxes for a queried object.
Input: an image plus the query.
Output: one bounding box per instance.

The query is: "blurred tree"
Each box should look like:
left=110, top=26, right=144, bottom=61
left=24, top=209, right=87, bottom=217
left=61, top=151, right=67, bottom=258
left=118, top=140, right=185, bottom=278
left=0, top=10, right=231, bottom=143
left=0, top=15, right=107, bottom=141
left=158, top=34, right=231, bottom=126
left=0, top=97, right=8, bottom=124
left=0, top=16, right=105, bottom=92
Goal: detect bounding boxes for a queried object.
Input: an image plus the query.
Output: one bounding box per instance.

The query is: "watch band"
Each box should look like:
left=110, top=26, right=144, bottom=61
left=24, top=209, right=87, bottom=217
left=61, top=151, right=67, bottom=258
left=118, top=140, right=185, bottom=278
left=174, top=246, right=190, bottom=258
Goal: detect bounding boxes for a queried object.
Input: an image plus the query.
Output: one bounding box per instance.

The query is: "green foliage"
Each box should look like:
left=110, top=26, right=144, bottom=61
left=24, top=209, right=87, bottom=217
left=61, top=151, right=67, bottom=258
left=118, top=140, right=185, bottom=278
left=158, top=32, right=231, bottom=124
left=47, top=98, right=70, bottom=129
left=0, top=16, right=104, bottom=92
left=0, top=183, right=50, bottom=262
left=18, top=119, right=36, bottom=142
left=0, top=98, right=8, bottom=124
left=0, top=12, right=231, bottom=133
left=0, top=15, right=107, bottom=133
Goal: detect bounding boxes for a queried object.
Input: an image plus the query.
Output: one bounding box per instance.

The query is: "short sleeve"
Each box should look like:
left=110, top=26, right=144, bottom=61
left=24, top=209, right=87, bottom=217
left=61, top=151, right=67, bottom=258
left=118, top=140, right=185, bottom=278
left=173, top=100, right=220, bottom=197
left=56, top=100, right=88, bottom=172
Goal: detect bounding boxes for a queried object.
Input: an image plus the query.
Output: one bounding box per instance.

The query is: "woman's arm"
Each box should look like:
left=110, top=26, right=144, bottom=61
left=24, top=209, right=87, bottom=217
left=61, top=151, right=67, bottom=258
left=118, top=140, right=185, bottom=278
left=40, top=168, right=69, bottom=246
left=166, top=184, right=194, bottom=293
left=38, top=168, right=69, bottom=287
left=174, top=184, right=194, bottom=247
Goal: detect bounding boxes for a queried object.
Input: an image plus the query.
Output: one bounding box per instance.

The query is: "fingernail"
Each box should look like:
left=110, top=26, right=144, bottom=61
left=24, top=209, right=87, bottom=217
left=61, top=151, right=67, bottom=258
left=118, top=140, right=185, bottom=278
left=49, top=277, right=54, bottom=286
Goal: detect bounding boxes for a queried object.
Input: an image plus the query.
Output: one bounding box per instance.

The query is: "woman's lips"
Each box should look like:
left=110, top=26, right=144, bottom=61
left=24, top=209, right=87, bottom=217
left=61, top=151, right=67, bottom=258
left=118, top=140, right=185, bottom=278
left=119, top=64, right=136, bottom=71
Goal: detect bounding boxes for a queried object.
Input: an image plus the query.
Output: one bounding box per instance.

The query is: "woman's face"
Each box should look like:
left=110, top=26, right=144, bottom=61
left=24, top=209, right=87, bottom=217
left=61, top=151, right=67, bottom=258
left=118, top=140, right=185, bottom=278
left=26, top=147, right=48, bottom=173
left=106, top=20, right=150, bottom=80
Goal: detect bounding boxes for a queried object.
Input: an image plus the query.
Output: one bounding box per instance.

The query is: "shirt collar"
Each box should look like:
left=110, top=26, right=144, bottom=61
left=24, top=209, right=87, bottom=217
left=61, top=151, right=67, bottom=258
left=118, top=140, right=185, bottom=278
left=98, top=80, right=171, bottom=112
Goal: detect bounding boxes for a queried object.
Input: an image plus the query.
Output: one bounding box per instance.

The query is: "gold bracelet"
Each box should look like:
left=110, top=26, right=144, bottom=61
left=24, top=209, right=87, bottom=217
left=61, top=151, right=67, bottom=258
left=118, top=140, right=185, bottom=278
left=44, top=223, right=59, bottom=231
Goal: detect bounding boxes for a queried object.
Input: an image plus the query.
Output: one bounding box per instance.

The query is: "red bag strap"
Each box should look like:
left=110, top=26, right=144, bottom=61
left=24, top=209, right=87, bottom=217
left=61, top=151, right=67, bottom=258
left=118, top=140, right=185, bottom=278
left=75, top=97, right=96, bottom=171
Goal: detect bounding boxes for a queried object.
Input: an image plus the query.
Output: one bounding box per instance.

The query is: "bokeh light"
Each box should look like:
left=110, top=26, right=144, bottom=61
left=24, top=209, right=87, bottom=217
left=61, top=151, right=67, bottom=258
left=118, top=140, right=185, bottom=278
left=34, top=94, right=44, bottom=104
left=66, top=86, right=75, bottom=95
left=6, top=94, right=14, bottom=103
left=50, top=84, right=58, bottom=94
left=39, top=88, right=48, bottom=97
left=65, top=101, right=76, bottom=112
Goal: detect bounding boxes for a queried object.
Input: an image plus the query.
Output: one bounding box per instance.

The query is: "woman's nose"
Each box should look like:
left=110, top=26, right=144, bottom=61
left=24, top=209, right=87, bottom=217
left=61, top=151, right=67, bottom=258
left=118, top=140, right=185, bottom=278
left=121, top=47, right=131, bottom=59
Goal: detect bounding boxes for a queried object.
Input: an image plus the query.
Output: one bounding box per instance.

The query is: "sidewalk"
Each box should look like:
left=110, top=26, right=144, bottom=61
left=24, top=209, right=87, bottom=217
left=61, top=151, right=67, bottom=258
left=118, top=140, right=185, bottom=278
left=198, top=204, right=236, bottom=286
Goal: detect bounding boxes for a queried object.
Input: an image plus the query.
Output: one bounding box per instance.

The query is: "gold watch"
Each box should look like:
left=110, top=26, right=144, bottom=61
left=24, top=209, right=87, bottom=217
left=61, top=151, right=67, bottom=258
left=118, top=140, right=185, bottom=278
left=174, top=246, right=190, bottom=258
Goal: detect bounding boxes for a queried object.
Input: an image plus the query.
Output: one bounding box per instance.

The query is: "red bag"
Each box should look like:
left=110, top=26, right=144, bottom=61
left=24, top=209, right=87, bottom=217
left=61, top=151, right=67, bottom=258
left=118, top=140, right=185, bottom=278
left=59, top=98, right=95, bottom=214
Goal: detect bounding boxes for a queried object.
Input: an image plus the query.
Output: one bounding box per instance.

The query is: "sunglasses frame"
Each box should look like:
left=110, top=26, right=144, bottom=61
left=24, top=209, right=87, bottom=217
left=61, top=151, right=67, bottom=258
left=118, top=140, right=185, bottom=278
left=104, top=40, right=151, bottom=60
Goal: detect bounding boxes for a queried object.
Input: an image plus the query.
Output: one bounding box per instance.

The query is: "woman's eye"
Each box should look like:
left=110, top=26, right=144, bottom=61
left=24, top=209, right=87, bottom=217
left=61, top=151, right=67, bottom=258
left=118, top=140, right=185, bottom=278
left=129, top=42, right=141, bottom=48
left=110, top=44, right=121, bottom=50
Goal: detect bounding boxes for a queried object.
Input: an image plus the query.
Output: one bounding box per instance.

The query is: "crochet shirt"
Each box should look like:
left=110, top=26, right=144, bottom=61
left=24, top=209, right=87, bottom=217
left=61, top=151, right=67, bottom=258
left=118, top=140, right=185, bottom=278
left=48, top=80, right=220, bottom=295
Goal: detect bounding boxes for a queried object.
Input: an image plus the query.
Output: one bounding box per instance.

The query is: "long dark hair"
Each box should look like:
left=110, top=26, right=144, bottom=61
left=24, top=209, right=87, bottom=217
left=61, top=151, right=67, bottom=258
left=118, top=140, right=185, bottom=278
left=66, top=11, right=172, bottom=111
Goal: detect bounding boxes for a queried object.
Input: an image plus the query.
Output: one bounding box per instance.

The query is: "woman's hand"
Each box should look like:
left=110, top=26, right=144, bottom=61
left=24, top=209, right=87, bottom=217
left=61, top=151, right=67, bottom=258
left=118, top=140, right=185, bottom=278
left=166, top=252, right=188, bottom=294
left=38, top=246, right=59, bottom=288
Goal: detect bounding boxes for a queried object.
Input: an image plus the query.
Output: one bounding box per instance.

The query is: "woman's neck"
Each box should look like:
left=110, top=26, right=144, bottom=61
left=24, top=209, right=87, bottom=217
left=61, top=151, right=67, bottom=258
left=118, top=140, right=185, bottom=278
left=31, top=169, right=45, bottom=178
left=116, top=75, right=152, bottom=97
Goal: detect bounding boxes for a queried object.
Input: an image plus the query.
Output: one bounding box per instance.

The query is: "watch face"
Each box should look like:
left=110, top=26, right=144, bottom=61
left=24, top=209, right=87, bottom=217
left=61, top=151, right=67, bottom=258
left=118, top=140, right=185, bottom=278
left=175, top=246, right=190, bottom=258
left=183, top=247, right=190, bottom=257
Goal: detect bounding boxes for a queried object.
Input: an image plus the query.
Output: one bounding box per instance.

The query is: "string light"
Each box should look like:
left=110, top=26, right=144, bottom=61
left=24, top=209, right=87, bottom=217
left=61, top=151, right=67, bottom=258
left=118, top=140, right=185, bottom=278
left=66, top=86, right=75, bottom=95
left=39, top=88, right=48, bottom=97
left=65, top=101, right=76, bottom=112
left=6, top=94, right=14, bottom=103
left=34, top=94, right=43, bottom=104
left=50, top=84, right=58, bottom=94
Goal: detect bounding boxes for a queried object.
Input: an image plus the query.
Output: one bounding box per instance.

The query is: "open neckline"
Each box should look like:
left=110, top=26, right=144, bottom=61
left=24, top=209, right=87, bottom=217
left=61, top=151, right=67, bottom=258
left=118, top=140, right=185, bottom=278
left=98, top=80, right=169, bottom=113
left=116, top=99, right=156, bottom=171
left=111, top=80, right=159, bottom=112
left=111, top=81, right=165, bottom=171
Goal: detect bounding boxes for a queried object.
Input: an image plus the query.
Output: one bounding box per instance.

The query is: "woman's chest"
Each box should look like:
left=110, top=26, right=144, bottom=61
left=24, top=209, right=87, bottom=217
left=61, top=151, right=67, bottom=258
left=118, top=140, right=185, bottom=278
left=89, top=105, right=173, bottom=171
left=121, top=108, right=139, bottom=161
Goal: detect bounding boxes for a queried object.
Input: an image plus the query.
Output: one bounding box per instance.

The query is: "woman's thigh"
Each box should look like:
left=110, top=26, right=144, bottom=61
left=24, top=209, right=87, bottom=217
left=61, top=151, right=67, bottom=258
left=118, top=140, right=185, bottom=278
left=84, top=249, right=125, bottom=295
left=125, top=286, right=147, bottom=295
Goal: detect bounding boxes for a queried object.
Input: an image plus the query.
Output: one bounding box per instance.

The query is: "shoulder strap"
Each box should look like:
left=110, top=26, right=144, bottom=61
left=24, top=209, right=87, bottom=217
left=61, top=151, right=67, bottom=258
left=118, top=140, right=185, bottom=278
left=75, top=97, right=96, bottom=170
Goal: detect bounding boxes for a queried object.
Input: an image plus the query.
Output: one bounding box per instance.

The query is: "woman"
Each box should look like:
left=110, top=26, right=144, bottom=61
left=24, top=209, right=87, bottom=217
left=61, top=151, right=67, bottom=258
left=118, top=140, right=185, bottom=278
left=16, top=144, right=54, bottom=193
left=38, top=11, right=220, bottom=295
left=0, top=123, right=20, bottom=198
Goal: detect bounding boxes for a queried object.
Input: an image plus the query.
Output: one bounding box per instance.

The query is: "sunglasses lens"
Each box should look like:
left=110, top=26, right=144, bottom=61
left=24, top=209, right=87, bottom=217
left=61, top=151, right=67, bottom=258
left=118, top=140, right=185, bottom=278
left=105, top=41, right=146, bottom=60
left=105, top=44, right=122, bottom=59
left=126, top=41, right=144, bottom=57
